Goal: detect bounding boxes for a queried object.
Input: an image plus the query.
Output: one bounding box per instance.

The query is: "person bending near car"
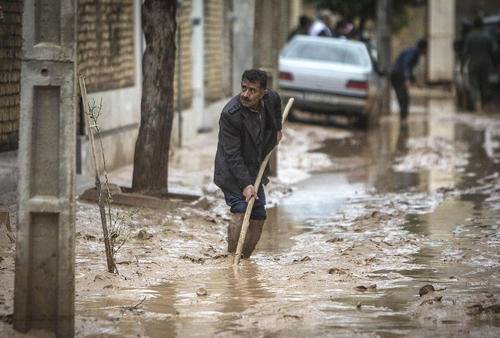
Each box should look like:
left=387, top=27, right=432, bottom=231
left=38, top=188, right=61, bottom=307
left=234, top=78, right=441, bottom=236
left=390, top=38, right=427, bottom=122
left=214, top=69, right=283, bottom=258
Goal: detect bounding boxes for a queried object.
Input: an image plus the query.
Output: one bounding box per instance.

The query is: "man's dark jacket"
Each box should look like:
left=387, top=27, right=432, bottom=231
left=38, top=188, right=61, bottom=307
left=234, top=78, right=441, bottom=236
left=214, top=89, right=282, bottom=196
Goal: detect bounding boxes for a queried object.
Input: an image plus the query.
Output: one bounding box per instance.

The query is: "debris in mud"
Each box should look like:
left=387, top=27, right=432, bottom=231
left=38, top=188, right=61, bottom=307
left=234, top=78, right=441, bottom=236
left=356, top=302, right=362, bottom=309
left=83, top=234, right=96, bottom=241
left=420, top=296, right=443, bottom=306
left=196, top=288, right=208, bottom=297
left=354, top=284, right=377, bottom=292
left=191, top=196, right=214, bottom=209
left=283, top=314, right=302, bottom=320
left=328, top=267, right=348, bottom=274
left=181, top=254, right=206, bottom=264
left=466, top=303, right=500, bottom=315
left=209, top=253, right=228, bottom=260
left=120, top=297, right=146, bottom=315
left=326, top=237, right=343, bottom=243
left=293, top=256, right=311, bottom=263
left=116, top=260, right=132, bottom=265
left=93, top=273, right=112, bottom=282
left=137, top=229, right=153, bottom=240
left=0, top=313, right=13, bottom=324
left=419, top=284, right=435, bottom=297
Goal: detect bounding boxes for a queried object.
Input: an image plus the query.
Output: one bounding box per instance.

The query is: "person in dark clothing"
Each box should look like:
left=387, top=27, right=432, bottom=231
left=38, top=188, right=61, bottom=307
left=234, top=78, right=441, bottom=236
left=453, top=19, right=473, bottom=64
left=288, top=15, right=313, bottom=41
left=462, top=17, right=497, bottom=111
left=214, top=69, right=282, bottom=258
left=390, top=38, right=427, bottom=121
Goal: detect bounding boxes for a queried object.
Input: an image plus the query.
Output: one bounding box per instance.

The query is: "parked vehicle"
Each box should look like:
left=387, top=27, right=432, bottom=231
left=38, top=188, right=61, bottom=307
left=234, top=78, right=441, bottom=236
left=278, top=36, right=381, bottom=128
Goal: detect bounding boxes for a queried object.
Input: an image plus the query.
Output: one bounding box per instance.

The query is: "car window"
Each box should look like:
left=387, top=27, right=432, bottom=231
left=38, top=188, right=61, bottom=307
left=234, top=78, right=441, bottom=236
left=283, top=40, right=369, bottom=66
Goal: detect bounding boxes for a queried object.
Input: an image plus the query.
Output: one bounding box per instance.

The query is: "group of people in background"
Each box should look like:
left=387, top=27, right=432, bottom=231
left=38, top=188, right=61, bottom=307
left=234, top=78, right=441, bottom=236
left=288, top=10, right=356, bottom=41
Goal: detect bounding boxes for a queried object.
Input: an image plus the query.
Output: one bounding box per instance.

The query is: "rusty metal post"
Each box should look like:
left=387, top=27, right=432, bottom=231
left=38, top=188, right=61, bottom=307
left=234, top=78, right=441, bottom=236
left=14, top=0, right=76, bottom=336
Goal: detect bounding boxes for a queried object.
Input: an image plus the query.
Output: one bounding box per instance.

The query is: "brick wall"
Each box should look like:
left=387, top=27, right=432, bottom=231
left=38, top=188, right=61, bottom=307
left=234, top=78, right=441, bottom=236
left=77, top=0, right=135, bottom=93
left=174, top=0, right=193, bottom=110
left=204, top=0, right=223, bottom=102
left=222, top=0, right=233, bottom=97
left=0, top=0, right=22, bottom=152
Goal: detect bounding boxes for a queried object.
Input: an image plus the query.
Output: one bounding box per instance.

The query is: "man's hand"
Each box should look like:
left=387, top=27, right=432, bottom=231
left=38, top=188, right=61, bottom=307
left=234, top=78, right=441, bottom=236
left=405, top=80, right=410, bottom=89
left=277, top=131, right=283, bottom=144
left=243, top=185, right=257, bottom=202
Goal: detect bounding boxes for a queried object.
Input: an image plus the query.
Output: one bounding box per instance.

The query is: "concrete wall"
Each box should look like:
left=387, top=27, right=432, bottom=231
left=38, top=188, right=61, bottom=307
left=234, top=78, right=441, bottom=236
left=427, top=0, right=455, bottom=83
left=392, top=6, right=427, bottom=84
left=232, top=0, right=255, bottom=94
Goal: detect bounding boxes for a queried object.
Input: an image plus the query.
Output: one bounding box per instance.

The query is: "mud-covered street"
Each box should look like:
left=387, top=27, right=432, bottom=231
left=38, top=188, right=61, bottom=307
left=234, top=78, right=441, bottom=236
left=1, top=96, right=500, bottom=337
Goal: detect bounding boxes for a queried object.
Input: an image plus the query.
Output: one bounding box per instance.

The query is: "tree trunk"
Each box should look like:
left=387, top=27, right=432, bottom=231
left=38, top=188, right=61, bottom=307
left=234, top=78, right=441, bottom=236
left=132, top=0, right=177, bottom=193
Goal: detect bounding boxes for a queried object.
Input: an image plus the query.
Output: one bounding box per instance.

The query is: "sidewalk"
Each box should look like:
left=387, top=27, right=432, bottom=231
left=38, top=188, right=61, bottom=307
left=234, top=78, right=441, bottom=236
left=77, top=98, right=228, bottom=197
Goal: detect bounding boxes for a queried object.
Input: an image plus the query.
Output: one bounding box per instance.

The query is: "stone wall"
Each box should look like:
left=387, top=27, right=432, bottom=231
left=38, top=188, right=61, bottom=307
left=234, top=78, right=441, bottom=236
left=77, top=0, right=135, bottom=93
left=0, top=0, right=22, bottom=152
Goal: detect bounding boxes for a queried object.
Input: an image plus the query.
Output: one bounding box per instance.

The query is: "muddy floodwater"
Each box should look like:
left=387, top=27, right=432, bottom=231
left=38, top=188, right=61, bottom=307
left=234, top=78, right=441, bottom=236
left=71, top=98, right=500, bottom=337
left=2, top=97, right=498, bottom=337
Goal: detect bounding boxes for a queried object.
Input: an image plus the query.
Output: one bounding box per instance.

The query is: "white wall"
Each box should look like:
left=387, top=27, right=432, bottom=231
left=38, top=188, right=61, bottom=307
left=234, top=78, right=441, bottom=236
left=428, top=0, right=455, bottom=82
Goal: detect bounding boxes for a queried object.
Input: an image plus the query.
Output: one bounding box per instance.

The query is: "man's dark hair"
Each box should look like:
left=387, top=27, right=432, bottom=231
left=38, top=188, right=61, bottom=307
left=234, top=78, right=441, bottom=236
left=299, top=15, right=312, bottom=28
left=416, top=38, right=428, bottom=50
left=242, top=69, right=267, bottom=89
left=473, top=16, right=483, bottom=29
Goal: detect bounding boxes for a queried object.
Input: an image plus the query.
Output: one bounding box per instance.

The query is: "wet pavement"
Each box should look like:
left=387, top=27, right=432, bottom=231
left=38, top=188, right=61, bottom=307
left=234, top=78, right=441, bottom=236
left=74, top=98, right=500, bottom=337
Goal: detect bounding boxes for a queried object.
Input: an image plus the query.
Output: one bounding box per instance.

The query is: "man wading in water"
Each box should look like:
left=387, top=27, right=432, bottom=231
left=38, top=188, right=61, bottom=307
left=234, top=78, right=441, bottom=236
left=214, top=69, right=282, bottom=258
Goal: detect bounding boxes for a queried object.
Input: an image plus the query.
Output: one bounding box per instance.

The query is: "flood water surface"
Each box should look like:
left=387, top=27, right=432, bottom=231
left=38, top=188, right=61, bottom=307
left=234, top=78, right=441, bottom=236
left=79, top=102, right=500, bottom=337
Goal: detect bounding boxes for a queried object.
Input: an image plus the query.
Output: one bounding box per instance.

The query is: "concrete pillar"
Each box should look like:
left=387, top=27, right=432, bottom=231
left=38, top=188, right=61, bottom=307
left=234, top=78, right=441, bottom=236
left=253, top=0, right=285, bottom=176
left=253, top=0, right=282, bottom=86
left=427, top=0, right=455, bottom=83
left=376, top=0, right=392, bottom=119
left=289, top=0, right=303, bottom=31
left=192, top=0, right=207, bottom=132
left=232, top=0, right=255, bottom=95
left=14, top=0, right=76, bottom=337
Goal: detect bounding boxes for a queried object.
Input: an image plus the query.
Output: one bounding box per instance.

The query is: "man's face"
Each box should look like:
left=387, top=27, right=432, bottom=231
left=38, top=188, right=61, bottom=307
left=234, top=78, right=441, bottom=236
left=240, top=80, right=264, bottom=110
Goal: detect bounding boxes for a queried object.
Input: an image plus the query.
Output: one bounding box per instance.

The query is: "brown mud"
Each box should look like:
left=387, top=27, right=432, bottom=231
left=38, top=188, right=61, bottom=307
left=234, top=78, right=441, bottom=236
left=1, top=97, right=500, bottom=337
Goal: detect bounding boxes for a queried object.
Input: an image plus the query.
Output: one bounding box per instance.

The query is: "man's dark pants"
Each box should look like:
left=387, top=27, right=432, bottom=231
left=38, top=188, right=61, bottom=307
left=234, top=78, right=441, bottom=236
left=223, top=187, right=266, bottom=258
left=390, top=71, right=409, bottom=120
left=469, top=63, right=492, bottom=107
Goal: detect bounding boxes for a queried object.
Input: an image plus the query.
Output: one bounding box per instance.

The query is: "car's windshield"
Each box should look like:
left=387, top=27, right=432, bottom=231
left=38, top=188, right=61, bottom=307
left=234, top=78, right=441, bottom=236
left=282, top=40, right=369, bottom=66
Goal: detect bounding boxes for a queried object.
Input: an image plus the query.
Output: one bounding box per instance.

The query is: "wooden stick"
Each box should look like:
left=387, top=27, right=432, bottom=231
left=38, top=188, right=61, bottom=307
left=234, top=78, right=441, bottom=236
left=233, top=98, right=294, bottom=265
left=78, top=75, right=116, bottom=273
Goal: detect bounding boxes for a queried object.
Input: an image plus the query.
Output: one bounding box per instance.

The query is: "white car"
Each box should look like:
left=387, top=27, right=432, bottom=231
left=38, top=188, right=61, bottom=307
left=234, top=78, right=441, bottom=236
left=279, top=36, right=380, bottom=127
